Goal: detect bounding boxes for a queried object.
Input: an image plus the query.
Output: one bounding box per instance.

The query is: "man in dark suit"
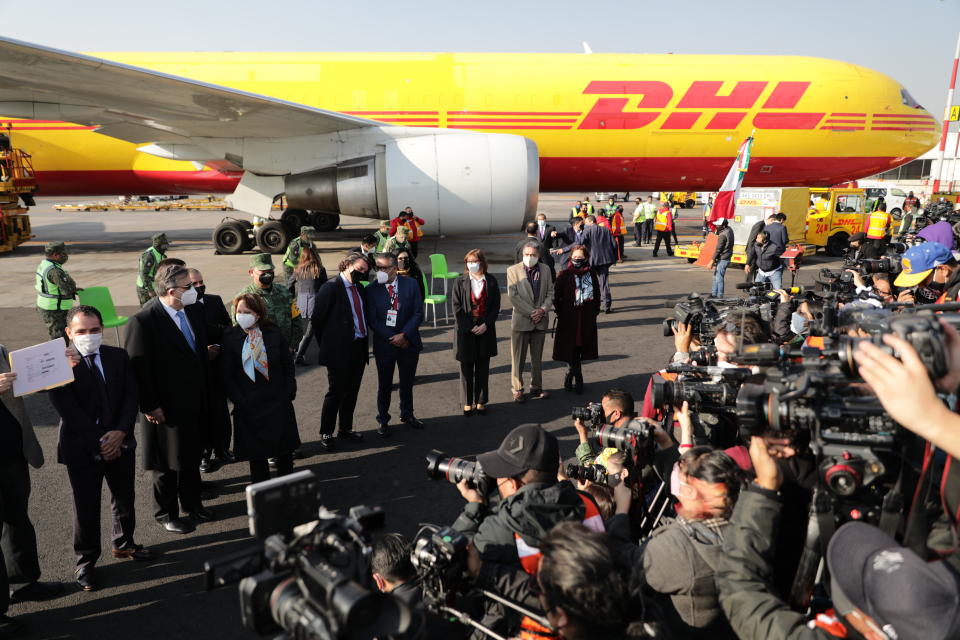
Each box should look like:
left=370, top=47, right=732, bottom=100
left=582, top=215, right=617, bottom=313
left=125, top=263, right=212, bottom=534
left=534, top=212, right=559, bottom=279
left=50, top=306, right=155, bottom=592
left=554, top=216, right=586, bottom=272
left=365, top=253, right=424, bottom=438
left=313, top=252, right=370, bottom=451
left=188, top=268, right=234, bottom=471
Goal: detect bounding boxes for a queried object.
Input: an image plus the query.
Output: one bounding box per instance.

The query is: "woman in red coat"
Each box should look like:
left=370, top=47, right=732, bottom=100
left=552, top=245, right=601, bottom=394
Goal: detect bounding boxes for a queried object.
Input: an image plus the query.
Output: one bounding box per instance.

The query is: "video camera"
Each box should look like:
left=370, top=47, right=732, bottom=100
left=203, top=471, right=411, bottom=640
left=661, top=293, right=726, bottom=345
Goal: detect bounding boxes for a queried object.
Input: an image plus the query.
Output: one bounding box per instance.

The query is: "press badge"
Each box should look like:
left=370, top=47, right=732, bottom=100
left=386, top=310, right=398, bottom=327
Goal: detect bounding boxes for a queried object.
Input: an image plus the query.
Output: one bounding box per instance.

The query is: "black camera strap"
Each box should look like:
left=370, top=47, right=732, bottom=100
left=877, top=453, right=908, bottom=537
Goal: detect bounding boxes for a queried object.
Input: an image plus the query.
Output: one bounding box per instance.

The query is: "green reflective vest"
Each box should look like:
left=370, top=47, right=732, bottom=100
left=35, top=259, right=71, bottom=311
left=136, top=246, right=164, bottom=288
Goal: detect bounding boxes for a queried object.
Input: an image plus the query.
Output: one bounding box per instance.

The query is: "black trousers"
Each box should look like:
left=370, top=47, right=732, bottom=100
left=66, top=451, right=136, bottom=570
left=375, top=349, right=420, bottom=425
left=653, top=231, right=673, bottom=256
left=249, top=454, right=294, bottom=485
left=642, top=219, right=653, bottom=243
left=566, top=348, right=584, bottom=375
left=296, top=319, right=315, bottom=360
left=459, top=357, right=491, bottom=406
left=615, top=234, right=625, bottom=260
left=0, top=460, right=41, bottom=614
left=633, top=222, right=643, bottom=245
left=594, top=263, right=612, bottom=309
left=152, top=465, right=202, bottom=522
left=410, top=241, right=420, bottom=258
left=321, top=339, right=367, bottom=434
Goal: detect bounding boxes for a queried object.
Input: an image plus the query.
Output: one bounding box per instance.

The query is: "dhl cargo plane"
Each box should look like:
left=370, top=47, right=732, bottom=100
left=0, top=37, right=939, bottom=240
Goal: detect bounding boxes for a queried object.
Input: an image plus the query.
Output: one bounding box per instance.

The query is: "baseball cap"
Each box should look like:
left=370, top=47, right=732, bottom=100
left=894, top=241, right=954, bottom=287
left=849, top=231, right=866, bottom=243
left=827, top=521, right=960, bottom=640
left=477, top=424, right=559, bottom=479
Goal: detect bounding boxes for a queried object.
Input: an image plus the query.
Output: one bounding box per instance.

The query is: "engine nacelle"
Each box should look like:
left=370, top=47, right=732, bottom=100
left=283, top=132, right=539, bottom=235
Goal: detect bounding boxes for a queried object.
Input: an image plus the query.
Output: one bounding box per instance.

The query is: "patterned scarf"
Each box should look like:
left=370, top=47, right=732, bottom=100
left=242, top=327, right=269, bottom=382
left=574, top=271, right=594, bottom=306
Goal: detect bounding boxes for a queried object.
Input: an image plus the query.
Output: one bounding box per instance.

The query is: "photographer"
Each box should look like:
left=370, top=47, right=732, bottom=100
left=573, top=389, right=641, bottom=465
left=609, top=447, right=745, bottom=638
left=372, top=533, right=422, bottom=606
left=894, top=242, right=959, bottom=304
left=752, top=230, right=785, bottom=290
left=846, top=231, right=877, bottom=261
left=716, top=437, right=960, bottom=640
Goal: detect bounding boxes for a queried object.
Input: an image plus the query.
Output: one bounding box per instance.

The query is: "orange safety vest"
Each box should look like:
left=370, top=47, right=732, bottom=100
left=865, top=210, right=891, bottom=240
left=403, top=218, right=424, bottom=242
left=611, top=212, right=627, bottom=235
left=654, top=209, right=670, bottom=232
left=515, top=493, right=605, bottom=575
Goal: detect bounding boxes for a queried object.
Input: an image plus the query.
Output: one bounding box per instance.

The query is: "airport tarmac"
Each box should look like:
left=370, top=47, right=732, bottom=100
left=0, top=195, right=843, bottom=639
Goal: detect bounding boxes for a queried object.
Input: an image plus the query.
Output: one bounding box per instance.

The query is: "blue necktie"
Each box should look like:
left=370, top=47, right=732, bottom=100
left=175, top=310, right=197, bottom=351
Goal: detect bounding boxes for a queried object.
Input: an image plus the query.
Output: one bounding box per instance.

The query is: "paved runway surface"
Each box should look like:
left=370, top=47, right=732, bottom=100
left=0, top=195, right=842, bottom=639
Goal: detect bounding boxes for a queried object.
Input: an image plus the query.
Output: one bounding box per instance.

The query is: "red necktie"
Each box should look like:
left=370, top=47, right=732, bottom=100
left=388, top=283, right=398, bottom=310
left=348, top=285, right=366, bottom=338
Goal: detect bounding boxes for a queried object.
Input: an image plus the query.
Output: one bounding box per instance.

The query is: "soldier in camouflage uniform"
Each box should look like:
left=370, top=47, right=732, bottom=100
left=35, top=241, right=79, bottom=339
left=282, top=226, right=316, bottom=291
left=233, top=253, right=305, bottom=350
left=136, top=233, right=169, bottom=305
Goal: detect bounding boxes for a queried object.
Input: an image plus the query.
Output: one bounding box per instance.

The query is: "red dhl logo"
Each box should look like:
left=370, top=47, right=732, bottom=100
left=578, top=80, right=822, bottom=130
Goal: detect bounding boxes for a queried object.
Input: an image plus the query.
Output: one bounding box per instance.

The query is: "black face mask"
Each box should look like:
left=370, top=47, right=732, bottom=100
left=258, top=272, right=275, bottom=286
left=572, top=258, right=588, bottom=268
left=928, top=278, right=946, bottom=292
left=398, top=258, right=410, bottom=269
left=349, top=269, right=365, bottom=285
left=194, top=285, right=206, bottom=298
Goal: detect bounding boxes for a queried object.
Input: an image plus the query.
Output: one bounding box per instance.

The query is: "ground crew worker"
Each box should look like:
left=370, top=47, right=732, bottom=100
left=232, top=253, right=304, bottom=350
left=864, top=202, right=892, bottom=257
left=631, top=198, right=644, bottom=246
left=390, top=207, right=426, bottom=258
left=35, top=241, right=78, bottom=339
left=136, top=233, right=168, bottom=305
left=282, top=225, right=315, bottom=289
left=652, top=201, right=675, bottom=257
left=640, top=195, right=658, bottom=245
left=604, top=197, right=618, bottom=215
left=570, top=200, right=584, bottom=217
left=610, top=206, right=627, bottom=262
left=581, top=197, right=595, bottom=215
left=373, top=220, right=391, bottom=252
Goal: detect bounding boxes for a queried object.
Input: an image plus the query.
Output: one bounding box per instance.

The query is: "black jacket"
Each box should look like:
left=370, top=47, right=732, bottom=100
left=745, top=221, right=765, bottom=268
left=514, top=236, right=550, bottom=267
left=50, top=345, right=139, bottom=466
left=764, top=222, right=789, bottom=253
left=755, top=241, right=782, bottom=272
left=197, top=293, right=231, bottom=345
left=312, top=274, right=370, bottom=367
left=712, top=227, right=735, bottom=262
left=451, top=273, right=500, bottom=363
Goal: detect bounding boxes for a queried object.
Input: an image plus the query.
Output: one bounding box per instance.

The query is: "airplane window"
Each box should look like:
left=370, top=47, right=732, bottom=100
left=900, top=89, right=923, bottom=109
left=891, top=189, right=906, bottom=196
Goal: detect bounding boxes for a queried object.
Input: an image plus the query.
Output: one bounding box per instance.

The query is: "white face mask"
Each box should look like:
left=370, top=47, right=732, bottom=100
left=72, top=333, right=102, bottom=356
left=467, top=262, right=481, bottom=274
left=375, top=270, right=389, bottom=284
left=179, top=286, right=198, bottom=306
left=522, top=255, right=538, bottom=268
left=537, top=219, right=546, bottom=227
left=790, top=312, right=808, bottom=335
left=236, top=312, right=258, bottom=330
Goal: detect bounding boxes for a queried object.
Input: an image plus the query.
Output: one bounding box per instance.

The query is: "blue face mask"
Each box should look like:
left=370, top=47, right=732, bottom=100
left=790, top=312, right=808, bottom=335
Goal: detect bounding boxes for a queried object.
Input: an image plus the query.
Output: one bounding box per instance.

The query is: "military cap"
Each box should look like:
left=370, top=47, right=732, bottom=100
left=152, top=232, right=169, bottom=245
left=44, top=241, right=66, bottom=254
left=300, top=225, right=316, bottom=235
left=250, top=253, right=275, bottom=270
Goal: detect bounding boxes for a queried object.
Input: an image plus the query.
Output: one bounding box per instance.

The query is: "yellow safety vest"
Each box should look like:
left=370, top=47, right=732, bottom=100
left=866, top=211, right=891, bottom=240
left=35, top=259, right=72, bottom=311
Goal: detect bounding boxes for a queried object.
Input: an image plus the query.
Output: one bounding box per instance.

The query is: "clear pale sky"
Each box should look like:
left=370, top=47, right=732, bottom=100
left=1, top=0, right=958, bottom=123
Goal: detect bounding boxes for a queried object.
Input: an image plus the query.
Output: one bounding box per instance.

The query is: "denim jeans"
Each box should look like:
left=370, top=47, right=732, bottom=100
left=755, top=265, right=784, bottom=289
left=712, top=259, right=730, bottom=297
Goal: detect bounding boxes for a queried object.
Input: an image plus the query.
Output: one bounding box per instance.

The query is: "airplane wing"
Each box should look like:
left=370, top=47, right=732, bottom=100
left=0, top=36, right=379, bottom=143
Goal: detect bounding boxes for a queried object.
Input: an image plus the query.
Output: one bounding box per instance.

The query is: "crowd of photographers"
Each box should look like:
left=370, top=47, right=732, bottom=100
left=218, top=211, right=960, bottom=640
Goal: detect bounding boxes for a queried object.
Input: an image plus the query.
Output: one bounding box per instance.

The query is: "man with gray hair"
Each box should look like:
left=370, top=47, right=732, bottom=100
left=506, top=241, right=553, bottom=402
left=124, top=263, right=212, bottom=534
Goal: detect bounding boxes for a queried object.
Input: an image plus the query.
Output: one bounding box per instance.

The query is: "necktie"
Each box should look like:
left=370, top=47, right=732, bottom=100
left=348, top=285, right=367, bottom=338
left=388, top=283, right=398, bottom=310
left=175, top=310, right=197, bottom=351
left=86, top=354, right=112, bottom=427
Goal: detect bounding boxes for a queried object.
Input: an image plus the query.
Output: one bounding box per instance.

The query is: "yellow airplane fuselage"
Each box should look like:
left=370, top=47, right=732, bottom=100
left=2, top=52, right=938, bottom=196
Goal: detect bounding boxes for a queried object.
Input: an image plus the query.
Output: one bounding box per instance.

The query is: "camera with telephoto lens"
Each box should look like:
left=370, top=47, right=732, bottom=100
left=425, top=450, right=492, bottom=496
left=835, top=313, right=954, bottom=381
left=857, top=257, right=902, bottom=276
left=572, top=402, right=605, bottom=427
left=202, top=471, right=411, bottom=640
left=589, top=419, right=655, bottom=467
left=566, top=462, right=634, bottom=488
left=661, top=293, right=724, bottom=345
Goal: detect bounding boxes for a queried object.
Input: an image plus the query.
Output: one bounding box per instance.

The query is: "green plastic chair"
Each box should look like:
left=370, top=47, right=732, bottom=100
left=77, top=286, right=128, bottom=343
left=421, top=273, right=448, bottom=327
left=428, top=253, right=459, bottom=314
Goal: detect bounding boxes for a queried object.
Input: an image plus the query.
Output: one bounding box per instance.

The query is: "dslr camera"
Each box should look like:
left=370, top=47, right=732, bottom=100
left=572, top=402, right=604, bottom=427
left=425, top=450, right=492, bottom=496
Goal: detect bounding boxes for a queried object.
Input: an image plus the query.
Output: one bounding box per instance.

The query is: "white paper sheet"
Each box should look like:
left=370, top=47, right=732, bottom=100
left=8, top=337, right=74, bottom=397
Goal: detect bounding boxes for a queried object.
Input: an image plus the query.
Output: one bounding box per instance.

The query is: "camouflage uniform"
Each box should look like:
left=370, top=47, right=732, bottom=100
left=234, top=253, right=305, bottom=349
left=137, top=232, right=168, bottom=305
left=35, top=241, right=78, bottom=340
left=282, top=225, right=316, bottom=287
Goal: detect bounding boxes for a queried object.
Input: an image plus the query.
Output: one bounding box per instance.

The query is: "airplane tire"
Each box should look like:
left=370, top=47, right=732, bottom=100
left=685, top=199, right=696, bottom=209
left=826, top=231, right=849, bottom=257
left=256, top=220, right=288, bottom=254
left=213, top=221, right=247, bottom=255
left=312, top=212, right=340, bottom=233
left=281, top=208, right=310, bottom=237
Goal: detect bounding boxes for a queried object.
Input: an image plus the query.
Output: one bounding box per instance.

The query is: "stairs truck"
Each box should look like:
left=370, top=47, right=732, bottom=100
left=0, top=142, right=37, bottom=254
left=673, top=187, right=868, bottom=264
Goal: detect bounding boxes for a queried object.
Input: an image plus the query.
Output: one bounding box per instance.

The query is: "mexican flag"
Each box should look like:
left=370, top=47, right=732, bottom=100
left=708, top=135, right=753, bottom=226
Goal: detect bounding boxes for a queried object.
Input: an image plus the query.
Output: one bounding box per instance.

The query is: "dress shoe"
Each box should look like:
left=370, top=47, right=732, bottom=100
left=199, top=457, right=214, bottom=474
left=75, top=568, right=97, bottom=592
left=377, top=423, right=390, bottom=438
left=319, top=434, right=337, bottom=451
left=187, top=507, right=215, bottom=522
left=338, top=430, right=364, bottom=442
left=402, top=416, right=425, bottom=429
left=463, top=407, right=474, bottom=417
left=604, top=307, right=613, bottom=314
left=574, top=373, right=585, bottom=395
left=563, top=372, right=574, bottom=391
left=0, top=614, right=22, bottom=637
left=112, top=544, right=157, bottom=561
left=162, top=519, right=194, bottom=534
left=529, top=390, right=549, bottom=400
left=9, top=580, right=64, bottom=602
left=513, top=391, right=525, bottom=404
left=475, top=405, right=487, bottom=416
left=214, top=449, right=236, bottom=464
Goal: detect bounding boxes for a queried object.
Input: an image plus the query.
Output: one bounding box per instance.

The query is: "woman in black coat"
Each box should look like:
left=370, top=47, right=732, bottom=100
left=451, top=249, right=500, bottom=416
left=396, top=248, right=426, bottom=302
left=221, top=293, right=300, bottom=484
left=553, top=244, right=601, bottom=394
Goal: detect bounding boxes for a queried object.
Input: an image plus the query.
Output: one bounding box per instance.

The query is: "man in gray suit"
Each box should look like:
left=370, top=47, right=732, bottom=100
left=506, top=242, right=554, bottom=403
left=0, top=344, right=64, bottom=634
